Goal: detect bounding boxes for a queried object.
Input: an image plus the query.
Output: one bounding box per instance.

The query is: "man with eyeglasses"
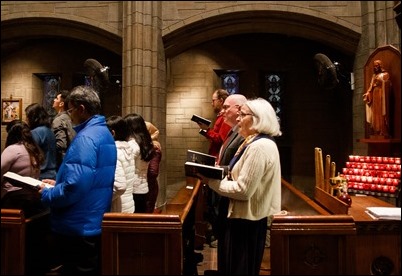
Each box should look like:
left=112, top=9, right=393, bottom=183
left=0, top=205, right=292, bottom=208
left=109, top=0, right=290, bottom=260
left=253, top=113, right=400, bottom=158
left=204, top=94, right=247, bottom=275
left=194, top=88, right=231, bottom=249
left=39, top=85, right=117, bottom=275
left=196, top=89, right=231, bottom=158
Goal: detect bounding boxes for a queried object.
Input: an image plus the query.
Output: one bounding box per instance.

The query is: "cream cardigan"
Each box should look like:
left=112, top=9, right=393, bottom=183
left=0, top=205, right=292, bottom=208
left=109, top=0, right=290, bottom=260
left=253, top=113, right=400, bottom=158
left=208, top=137, right=281, bottom=221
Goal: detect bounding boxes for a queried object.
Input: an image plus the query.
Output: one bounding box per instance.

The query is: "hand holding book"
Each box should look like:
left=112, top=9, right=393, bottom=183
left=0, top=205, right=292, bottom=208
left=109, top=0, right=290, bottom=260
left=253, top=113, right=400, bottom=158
left=3, top=172, right=54, bottom=191
left=191, top=114, right=211, bottom=128
left=185, top=161, right=224, bottom=180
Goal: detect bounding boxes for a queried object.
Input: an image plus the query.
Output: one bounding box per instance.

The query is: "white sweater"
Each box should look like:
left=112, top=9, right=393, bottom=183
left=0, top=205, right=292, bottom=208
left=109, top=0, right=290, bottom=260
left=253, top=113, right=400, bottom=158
left=127, top=139, right=150, bottom=194
left=110, top=140, right=136, bottom=213
left=209, top=137, right=281, bottom=221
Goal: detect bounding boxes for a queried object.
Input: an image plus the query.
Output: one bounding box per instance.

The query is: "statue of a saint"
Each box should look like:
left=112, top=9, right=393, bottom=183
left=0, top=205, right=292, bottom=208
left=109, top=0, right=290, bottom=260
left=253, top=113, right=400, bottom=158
left=363, top=59, right=391, bottom=138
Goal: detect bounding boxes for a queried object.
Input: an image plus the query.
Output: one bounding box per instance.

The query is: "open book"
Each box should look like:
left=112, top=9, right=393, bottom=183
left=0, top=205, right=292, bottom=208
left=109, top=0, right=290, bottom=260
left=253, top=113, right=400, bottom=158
left=3, top=171, right=54, bottom=191
left=366, top=207, right=401, bottom=220
left=191, top=114, right=211, bottom=126
left=187, top=150, right=216, bottom=166
left=185, top=161, right=224, bottom=180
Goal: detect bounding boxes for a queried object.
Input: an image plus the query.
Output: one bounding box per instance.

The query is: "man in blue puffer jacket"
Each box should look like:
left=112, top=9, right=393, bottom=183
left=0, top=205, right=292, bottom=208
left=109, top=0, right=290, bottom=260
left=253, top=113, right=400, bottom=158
left=39, top=85, right=117, bottom=275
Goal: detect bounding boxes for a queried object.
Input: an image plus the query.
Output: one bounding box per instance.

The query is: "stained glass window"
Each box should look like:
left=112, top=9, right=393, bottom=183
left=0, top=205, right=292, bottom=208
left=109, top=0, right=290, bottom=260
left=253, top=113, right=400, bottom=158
left=221, top=73, right=239, bottom=94
left=42, top=75, right=61, bottom=118
left=265, top=73, right=283, bottom=124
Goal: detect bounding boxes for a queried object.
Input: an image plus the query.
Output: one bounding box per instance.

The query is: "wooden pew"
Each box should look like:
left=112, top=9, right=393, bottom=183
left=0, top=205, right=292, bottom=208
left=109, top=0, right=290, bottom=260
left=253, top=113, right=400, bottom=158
left=281, top=178, right=330, bottom=216
left=1, top=209, right=25, bottom=275
left=271, top=178, right=401, bottom=275
left=1, top=208, right=50, bottom=275
left=101, top=177, right=201, bottom=275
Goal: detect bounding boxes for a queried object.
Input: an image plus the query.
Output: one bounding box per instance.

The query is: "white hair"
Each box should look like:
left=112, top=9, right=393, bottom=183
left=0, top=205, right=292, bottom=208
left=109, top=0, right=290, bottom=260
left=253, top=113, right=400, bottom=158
left=245, top=98, right=282, bottom=137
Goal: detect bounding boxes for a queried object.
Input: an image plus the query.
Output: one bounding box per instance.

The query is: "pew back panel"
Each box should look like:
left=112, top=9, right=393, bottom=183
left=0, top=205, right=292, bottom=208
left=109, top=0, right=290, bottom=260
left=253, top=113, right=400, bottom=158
left=102, top=215, right=183, bottom=275
left=271, top=215, right=356, bottom=275
left=102, top=178, right=201, bottom=275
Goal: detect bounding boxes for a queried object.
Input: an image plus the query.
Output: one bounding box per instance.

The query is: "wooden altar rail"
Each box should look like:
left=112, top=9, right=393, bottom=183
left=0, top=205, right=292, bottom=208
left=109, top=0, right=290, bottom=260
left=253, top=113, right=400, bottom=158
left=101, top=177, right=201, bottom=275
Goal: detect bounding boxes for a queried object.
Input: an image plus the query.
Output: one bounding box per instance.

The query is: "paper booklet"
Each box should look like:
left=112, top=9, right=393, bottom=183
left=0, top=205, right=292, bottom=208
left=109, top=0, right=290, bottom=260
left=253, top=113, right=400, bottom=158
left=3, top=171, right=53, bottom=191
left=191, top=114, right=211, bottom=126
left=187, top=150, right=216, bottom=166
left=185, top=161, right=224, bottom=180
left=366, top=207, right=401, bottom=220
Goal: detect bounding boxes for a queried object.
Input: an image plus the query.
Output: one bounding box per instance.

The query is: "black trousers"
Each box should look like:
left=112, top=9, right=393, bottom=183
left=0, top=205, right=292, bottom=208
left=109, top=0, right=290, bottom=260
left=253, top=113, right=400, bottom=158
left=216, top=196, right=229, bottom=273
left=49, top=232, right=101, bottom=275
left=133, top=193, right=147, bottom=213
left=221, top=216, right=267, bottom=275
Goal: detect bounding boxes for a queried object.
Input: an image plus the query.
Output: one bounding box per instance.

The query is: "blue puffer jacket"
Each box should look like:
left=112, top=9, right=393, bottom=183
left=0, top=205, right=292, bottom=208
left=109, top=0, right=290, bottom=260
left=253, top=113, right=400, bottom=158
left=41, top=115, right=117, bottom=236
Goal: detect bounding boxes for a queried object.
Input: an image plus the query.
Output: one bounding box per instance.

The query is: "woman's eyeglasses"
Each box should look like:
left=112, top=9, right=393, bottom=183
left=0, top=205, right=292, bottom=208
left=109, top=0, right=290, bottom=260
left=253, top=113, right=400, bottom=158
left=237, top=111, right=254, bottom=119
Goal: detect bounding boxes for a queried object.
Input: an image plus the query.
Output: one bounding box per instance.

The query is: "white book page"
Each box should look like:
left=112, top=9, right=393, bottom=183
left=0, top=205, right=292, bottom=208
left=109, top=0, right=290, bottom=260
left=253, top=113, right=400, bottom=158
left=3, top=171, right=53, bottom=189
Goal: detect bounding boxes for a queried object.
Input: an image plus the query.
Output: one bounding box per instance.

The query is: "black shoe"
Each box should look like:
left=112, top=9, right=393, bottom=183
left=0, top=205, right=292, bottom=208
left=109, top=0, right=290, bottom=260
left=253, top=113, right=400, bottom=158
left=194, top=252, right=204, bottom=263
left=203, top=269, right=220, bottom=275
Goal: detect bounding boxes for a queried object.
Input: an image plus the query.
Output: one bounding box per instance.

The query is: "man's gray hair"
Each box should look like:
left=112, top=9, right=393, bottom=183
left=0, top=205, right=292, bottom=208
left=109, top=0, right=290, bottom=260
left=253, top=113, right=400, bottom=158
left=68, top=85, right=101, bottom=115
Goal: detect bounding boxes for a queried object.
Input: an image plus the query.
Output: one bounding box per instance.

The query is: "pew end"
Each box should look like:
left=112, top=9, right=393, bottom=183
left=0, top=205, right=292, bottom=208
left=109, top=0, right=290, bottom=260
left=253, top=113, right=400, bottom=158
left=1, top=208, right=50, bottom=275
left=101, top=178, right=202, bottom=275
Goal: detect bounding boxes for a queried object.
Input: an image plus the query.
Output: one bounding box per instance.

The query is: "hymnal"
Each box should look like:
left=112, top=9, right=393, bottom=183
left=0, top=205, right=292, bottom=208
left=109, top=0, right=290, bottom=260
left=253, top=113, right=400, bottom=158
left=199, top=129, right=207, bottom=137
left=366, top=207, right=401, bottom=220
left=191, top=114, right=211, bottom=126
left=187, top=150, right=216, bottom=166
left=3, top=171, right=53, bottom=191
left=185, top=161, right=224, bottom=180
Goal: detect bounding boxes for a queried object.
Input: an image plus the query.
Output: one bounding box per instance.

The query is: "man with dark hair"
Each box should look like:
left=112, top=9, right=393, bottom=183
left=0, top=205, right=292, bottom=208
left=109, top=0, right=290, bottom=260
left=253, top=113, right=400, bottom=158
left=197, top=89, right=231, bottom=158
left=51, top=89, right=76, bottom=170
left=39, top=85, right=117, bottom=275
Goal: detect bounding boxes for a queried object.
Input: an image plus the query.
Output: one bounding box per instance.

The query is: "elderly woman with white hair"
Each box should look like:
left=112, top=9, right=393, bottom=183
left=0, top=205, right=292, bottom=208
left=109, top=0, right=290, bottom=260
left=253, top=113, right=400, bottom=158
left=202, top=97, right=282, bottom=275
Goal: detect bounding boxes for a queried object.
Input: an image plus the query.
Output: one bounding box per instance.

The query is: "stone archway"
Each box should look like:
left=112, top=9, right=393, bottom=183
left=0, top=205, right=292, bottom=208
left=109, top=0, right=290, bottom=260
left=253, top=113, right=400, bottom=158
left=163, top=10, right=360, bottom=58
left=1, top=17, right=121, bottom=56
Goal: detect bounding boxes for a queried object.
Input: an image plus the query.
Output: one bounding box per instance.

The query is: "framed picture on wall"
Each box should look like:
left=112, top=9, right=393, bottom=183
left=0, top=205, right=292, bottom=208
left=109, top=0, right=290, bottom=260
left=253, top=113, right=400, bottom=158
left=1, top=98, right=22, bottom=125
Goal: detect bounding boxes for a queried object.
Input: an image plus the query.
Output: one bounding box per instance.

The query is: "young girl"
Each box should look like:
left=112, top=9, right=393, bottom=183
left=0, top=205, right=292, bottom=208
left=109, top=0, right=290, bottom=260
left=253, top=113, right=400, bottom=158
left=106, top=115, right=135, bottom=213
left=124, top=113, right=155, bottom=213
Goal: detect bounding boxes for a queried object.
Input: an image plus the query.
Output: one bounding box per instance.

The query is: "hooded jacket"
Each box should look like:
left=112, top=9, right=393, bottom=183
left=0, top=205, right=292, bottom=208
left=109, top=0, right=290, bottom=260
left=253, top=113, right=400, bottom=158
left=110, top=140, right=135, bottom=213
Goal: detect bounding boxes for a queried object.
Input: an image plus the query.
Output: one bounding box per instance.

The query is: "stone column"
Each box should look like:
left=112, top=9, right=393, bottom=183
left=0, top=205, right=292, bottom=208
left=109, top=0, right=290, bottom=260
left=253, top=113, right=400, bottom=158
left=122, top=1, right=167, bottom=208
